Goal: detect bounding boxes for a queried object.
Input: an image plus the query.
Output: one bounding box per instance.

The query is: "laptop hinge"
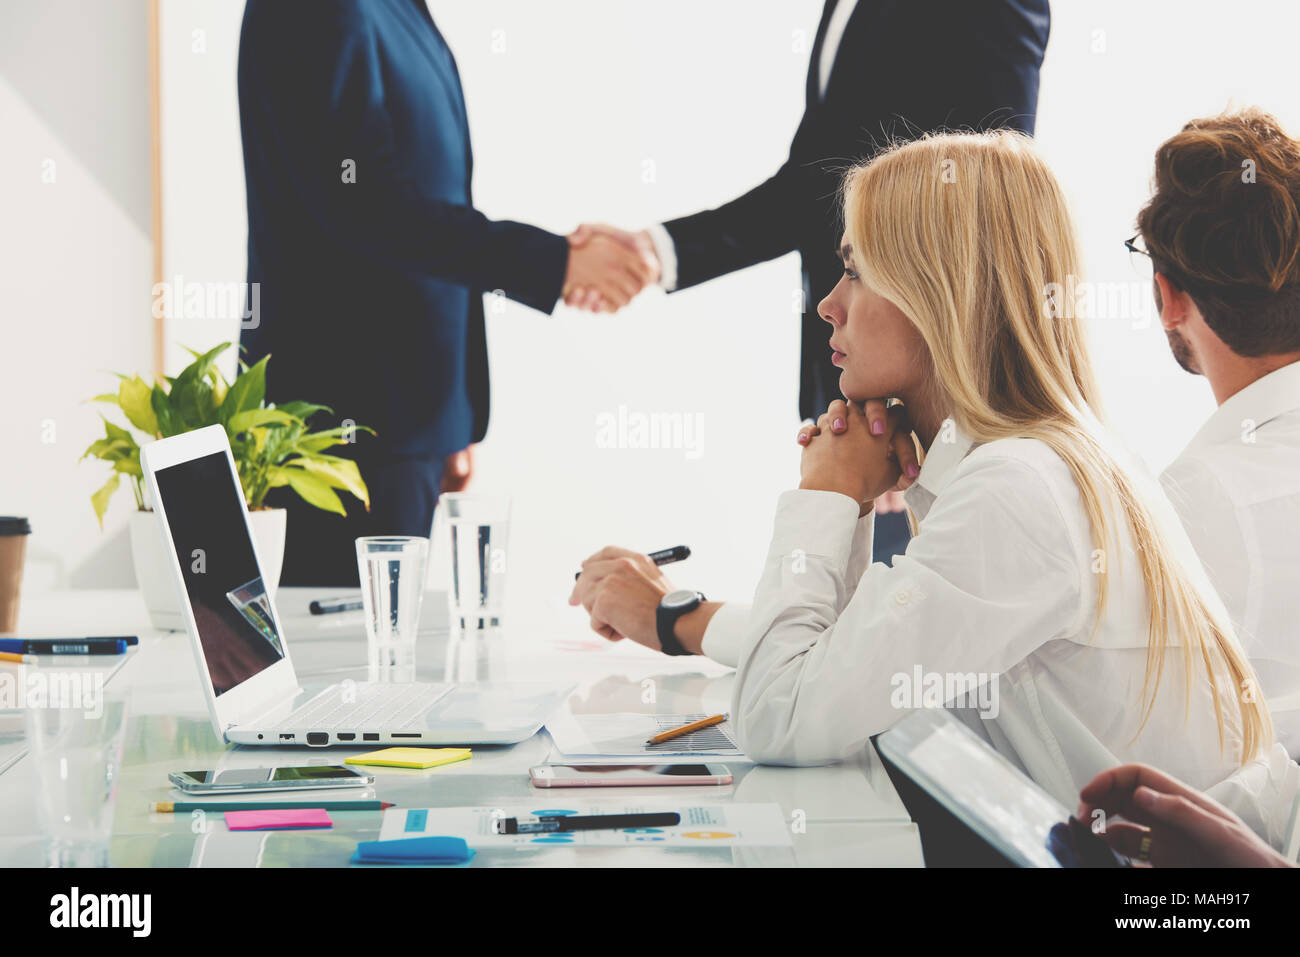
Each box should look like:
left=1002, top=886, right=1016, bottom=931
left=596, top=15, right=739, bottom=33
left=230, top=686, right=307, bottom=734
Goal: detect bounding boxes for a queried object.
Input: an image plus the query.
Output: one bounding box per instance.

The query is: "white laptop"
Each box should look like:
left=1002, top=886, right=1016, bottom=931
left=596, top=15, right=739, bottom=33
left=141, top=424, right=567, bottom=747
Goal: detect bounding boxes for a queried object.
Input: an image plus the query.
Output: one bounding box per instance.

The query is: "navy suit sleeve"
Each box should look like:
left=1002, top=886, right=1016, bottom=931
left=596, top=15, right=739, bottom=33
left=241, top=0, right=567, bottom=314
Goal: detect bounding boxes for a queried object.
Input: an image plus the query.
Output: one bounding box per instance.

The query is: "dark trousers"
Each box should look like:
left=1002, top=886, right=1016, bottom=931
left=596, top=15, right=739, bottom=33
left=872, top=510, right=912, bottom=566
left=271, top=451, right=446, bottom=587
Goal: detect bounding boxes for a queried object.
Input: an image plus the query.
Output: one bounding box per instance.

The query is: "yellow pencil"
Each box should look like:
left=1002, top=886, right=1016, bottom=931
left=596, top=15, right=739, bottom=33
left=0, top=651, right=36, bottom=665
left=646, top=713, right=727, bottom=746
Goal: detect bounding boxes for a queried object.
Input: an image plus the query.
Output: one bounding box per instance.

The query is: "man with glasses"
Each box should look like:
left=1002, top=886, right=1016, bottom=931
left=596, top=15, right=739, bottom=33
left=1134, top=108, right=1300, bottom=756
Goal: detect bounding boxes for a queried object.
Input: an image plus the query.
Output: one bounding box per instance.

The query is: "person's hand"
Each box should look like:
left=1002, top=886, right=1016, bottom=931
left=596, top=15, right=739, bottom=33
left=797, top=398, right=920, bottom=516
left=1077, top=763, right=1294, bottom=868
left=439, top=444, right=474, bottom=494
left=562, top=230, right=654, bottom=313
left=568, top=546, right=673, bottom=649
left=564, top=223, right=661, bottom=312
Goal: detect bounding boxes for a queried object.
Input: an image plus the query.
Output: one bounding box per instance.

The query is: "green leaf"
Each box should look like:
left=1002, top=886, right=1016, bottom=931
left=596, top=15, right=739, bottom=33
left=102, top=417, right=134, bottom=444
left=112, top=456, right=142, bottom=477
left=90, top=473, right=120, bottom=528
left=89, top=393, right=121, bottom=405
left=227, top=407, right=295, bottom=435
left=291, top=425, right=375, bottom=455
left=151, top=383, right=181, bottom=437
left=219, top=354, right=269, bottom=422
left=211, top=368, right=229, bottom=409
left=118, top=375, right=159, bottom=435
left=273, top=400, right=331, bottom=422
left=285, top=471, right=346, bottom=516
left=170, top=376, right=215, bottom=431
left=284, top=455, right=369, bottom=509
left=168, top=342, right=231, bottom=430
left=175, top=342, right=231, bottom=386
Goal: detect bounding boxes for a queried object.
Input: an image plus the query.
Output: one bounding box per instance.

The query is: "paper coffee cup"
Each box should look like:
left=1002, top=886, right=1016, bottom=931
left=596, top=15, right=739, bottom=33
left=0, top=517, right=31, bottom=633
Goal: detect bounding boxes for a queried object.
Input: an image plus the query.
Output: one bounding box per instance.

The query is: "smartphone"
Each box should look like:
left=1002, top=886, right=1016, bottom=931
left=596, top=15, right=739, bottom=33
left=529, top=763, right=733, bottom=788
left=169, top=765, right=374, bottom=794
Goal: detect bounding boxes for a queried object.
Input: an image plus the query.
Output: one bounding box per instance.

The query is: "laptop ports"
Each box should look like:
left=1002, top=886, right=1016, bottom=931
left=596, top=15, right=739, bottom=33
left=279, top=733, right=295, bottom=741
left=306, top=732, right=328, bottom=746
left=363, top=733, right=379, bottom=741
left=337, top=733, right=355, bottom=741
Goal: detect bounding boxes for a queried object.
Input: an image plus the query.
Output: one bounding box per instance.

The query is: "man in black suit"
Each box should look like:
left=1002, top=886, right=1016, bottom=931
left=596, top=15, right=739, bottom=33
left=569, top=0, right=1051, bottom=560
left=237, top=0, right=654, bottom=585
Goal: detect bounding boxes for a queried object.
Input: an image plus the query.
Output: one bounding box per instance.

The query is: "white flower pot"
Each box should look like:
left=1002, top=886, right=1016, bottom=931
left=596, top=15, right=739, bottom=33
left=129, top=508, right=287, bottom=632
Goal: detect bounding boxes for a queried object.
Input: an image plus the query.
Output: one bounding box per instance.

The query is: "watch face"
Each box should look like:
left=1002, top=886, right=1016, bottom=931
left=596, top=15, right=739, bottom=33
left=663, top=589, right=700, bottom=610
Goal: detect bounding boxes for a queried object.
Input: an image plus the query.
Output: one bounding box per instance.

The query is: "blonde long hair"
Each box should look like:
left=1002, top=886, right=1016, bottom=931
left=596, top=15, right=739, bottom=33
left=844, top=131, right=1271, bottom=762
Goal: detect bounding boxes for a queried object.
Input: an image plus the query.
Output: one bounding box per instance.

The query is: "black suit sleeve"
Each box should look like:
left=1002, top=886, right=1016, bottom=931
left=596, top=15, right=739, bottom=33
left=660, top=108, right=825, bottom=292
left=241, top=0, right=567, bottom=314
left=659, top=0, right=1048, bottom=295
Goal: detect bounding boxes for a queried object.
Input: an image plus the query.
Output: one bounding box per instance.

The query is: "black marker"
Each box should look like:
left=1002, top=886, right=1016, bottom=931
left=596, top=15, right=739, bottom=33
left=494, top=812, right=681, bottom=834
left=309, top=597, right=365, bottom=615
left=0, top=636, right=135, bottom=655
left=574, top=545, right=690, bottom=581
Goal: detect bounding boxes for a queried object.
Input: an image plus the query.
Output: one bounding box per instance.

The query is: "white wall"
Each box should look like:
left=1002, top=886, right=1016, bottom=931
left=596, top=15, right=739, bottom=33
left=158, top=0, right=248, bottom=379
left=5, top=0, right=1299, bottom=625
left=0, top=0, right=154, bottom=590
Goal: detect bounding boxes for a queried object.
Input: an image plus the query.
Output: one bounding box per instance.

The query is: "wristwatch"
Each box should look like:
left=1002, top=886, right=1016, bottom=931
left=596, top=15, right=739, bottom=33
left=656, top=589, right=705, bottom=656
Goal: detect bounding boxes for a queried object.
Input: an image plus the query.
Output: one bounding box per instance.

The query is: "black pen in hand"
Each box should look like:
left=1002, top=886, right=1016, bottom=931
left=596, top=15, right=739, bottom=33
left=574, top=545, right=690, bottom=581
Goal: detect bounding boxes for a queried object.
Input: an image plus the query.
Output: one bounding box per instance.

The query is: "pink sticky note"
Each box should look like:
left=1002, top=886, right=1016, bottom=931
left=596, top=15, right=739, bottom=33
left=225, top=808, right=333, bottom=831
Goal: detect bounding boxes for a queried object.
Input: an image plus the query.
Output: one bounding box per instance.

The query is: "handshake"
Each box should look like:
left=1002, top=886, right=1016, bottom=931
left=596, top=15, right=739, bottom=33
left=561, top=223, right=661, bottom=313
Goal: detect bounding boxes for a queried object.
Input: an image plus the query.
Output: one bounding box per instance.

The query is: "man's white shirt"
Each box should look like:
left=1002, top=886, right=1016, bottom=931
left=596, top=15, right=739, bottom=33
left=1161, top=359, right=1300, bottom=758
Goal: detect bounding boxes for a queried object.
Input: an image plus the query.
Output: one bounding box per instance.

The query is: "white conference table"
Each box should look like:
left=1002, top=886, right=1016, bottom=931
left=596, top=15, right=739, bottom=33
left=0, top=588, right=922, bottom=867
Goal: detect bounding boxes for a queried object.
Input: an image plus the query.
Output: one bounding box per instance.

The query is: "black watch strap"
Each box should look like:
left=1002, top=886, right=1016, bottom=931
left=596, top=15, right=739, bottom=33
left=656, top=592, right=704, bottom=656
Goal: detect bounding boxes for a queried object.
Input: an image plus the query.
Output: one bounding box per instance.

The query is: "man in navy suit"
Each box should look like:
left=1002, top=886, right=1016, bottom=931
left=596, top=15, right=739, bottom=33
left=238, top=0, right=653, bottom=585
left=569, top=0, right=1051, bottom=563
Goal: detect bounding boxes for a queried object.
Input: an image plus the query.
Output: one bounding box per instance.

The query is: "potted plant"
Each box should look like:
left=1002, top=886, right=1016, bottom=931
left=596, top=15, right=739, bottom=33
left=83, top=342, right=371, bottom=630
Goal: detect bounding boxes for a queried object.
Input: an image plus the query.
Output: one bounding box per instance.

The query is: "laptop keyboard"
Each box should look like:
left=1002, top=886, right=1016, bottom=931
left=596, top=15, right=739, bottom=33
left=286, top=682, right=453, bottom=731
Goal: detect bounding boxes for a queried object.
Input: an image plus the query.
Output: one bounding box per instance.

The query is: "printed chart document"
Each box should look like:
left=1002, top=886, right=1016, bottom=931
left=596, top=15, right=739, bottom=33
left=378, top=803, right=791, bottom=848
left=545, top=712, right=743, bottom=757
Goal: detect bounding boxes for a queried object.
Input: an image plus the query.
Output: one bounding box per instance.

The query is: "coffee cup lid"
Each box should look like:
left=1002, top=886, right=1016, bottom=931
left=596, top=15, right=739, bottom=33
left=0, top=517, right=31, bottom=536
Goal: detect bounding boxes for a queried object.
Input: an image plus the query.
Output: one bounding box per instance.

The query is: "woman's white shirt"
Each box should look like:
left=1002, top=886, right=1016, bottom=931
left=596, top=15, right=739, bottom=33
left=703, top=423, right=1299, bottom=851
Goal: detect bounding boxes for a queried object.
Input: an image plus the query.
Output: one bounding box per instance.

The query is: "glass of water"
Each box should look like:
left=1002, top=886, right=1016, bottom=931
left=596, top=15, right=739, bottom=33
left=356, top=536, right=429, bottom=683
left=25, top=689, right=128, bottom=868
left=442, top=494, right=510, bottom=632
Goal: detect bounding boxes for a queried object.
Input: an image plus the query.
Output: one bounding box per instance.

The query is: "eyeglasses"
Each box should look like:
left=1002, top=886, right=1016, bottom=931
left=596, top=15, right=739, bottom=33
left=1124, top=234, right=1152, bottom=259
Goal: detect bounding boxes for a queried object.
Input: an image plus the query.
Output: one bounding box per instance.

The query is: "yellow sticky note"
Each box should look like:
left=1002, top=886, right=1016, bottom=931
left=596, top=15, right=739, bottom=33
left=345, top=747, right=471, bottom=770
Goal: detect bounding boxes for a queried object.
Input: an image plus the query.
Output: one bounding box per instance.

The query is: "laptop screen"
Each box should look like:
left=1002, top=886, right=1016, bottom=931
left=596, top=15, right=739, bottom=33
left=153, top=450, right=286, bottom=696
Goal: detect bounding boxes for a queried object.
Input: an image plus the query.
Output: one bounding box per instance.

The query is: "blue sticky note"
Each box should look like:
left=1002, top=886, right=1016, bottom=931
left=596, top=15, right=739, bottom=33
left=350, top=836, right=474, bottom=866
left=404, top=809, right=428, bottom=832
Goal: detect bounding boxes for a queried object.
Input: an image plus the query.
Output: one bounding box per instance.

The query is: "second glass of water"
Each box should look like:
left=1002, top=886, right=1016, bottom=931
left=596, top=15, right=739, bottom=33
left=442, top=493, right=510, bottom=632
left=356, top=536, right=429, bottom=683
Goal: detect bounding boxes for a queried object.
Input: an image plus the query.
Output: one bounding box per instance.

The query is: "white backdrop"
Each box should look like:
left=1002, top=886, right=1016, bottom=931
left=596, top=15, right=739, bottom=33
left=6, top=1, right=1299, bottom=636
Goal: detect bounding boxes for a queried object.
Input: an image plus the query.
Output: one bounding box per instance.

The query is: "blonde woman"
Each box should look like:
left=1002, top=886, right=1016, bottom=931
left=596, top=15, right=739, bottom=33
left=572, top=130, right=1296, bottom=851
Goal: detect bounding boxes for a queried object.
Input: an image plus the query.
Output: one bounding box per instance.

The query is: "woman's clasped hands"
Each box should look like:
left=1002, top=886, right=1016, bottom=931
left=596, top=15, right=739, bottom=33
left=797, top=398, right=921, bottom=516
